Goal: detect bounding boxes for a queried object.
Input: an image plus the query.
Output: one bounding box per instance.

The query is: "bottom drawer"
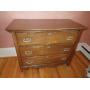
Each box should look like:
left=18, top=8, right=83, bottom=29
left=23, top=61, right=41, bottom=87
left=21, top=54, right=69, bottom=68
left=22, top=62, right=66, bottom=68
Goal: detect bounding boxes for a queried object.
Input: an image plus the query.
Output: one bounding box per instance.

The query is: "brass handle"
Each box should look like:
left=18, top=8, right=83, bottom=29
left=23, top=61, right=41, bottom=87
left=22, top=66, right=29, bottom=68
left=25, top=51, right=32, bottom=56
left=25, top=61, right=32, bottom=64
left=47, top=46, right=51, bottom=48
left=46, top=56, right=49, bottom=58
left=48, top=32, right=53, bottom=35
left=61, top=57, right=67, bottom=60
left=67, top=36, right=73, bottom=40
left=64, top=48, right=70, bottom=51
left=23, top=37, right=32, bottom=42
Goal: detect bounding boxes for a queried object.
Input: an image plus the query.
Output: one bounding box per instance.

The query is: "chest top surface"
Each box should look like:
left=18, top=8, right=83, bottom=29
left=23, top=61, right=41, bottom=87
left=6, top=19, right=87, bottom=32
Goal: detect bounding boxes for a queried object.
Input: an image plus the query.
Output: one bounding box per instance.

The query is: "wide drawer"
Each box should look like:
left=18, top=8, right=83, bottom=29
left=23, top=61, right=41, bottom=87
left=16, top=30, right=78, bottom=45
left=21, top=54, right=68, bottom=67
left=19, top=44, right=72, bottom=57
left=22, top=62, right=65, bottom=68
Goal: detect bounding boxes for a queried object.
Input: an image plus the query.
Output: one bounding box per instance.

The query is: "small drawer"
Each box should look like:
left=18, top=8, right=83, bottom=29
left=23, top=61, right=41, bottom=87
left=53, top=30, right=78, bottom=44
left=19, top=44, right=72, bottom=57
left=21, top=54, right=68, bottom=66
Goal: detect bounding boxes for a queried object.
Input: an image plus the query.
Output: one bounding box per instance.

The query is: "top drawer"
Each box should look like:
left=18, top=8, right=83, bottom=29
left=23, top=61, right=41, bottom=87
left=16, top=30, right=78, bottom=45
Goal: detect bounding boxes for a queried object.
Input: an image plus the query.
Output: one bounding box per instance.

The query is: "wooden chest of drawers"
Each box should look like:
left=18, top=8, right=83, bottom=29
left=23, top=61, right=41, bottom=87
left=6, top=19, right=87, bottom=70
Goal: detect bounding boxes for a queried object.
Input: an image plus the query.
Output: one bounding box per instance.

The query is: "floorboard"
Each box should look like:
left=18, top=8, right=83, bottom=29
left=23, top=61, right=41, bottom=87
left=0, top=51, right=89, bottom=78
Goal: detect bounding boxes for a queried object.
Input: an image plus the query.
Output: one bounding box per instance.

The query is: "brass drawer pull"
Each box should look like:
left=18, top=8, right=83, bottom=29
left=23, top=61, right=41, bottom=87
left=23, top=38, right=32, bottom=42
left=67, top=36, right=73, bottom=40
left=47, top=46, right=51, bottom=48
left=25, top=61, right=33, bottom=64
left=25, top=51, right=32, bottom=55
left=46, top=56, right=49, bottom=58
left=64, top=48, right=70, bottom=51
left=48, top=32, right=53, bottom=35
left=22, top=66, right=29, bottom=68
left=61, top=57, right=67, bottom=60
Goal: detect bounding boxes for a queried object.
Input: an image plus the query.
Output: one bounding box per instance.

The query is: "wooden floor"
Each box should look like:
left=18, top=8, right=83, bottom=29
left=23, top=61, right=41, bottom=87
left=0, top=51, right=90, bottom=78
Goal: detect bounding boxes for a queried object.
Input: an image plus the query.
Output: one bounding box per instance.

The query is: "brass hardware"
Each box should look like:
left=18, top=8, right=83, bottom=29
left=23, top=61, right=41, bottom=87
left=48, top=32, right=52, bottom=35
left=46, top=56, right=49, bottom=58
left=61, top=57, right=67, bottom=60
left=64, top=48, right=70, bottom=51
left=25, top=51, right=32, bottom=56
left=23, top=37, right=32, bottom=42
left=25, top=61, right=33, bottom=64
left=47, top=46, right=51, bottom=48
left=22, top=66, right=29, bottom=68
left=67, top=36, right=73, bottom=40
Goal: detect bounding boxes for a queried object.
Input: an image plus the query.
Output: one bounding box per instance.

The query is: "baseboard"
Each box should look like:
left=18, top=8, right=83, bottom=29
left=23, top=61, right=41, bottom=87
left=0, top=43, right=90, bottom=58
left=0, top=47, right=17, bottom=57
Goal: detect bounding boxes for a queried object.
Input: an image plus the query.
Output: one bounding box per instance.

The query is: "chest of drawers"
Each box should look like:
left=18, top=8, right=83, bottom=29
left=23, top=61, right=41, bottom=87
left=6, top=19, right=87, bottom=70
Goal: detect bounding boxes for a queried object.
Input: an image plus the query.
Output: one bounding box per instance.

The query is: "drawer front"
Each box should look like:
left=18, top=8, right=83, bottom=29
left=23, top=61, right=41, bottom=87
left=19, top=44, right=72, bottom=57
left=22, top=54, right=68, bottom=66
left=16, top=30, right=78, bottom=45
